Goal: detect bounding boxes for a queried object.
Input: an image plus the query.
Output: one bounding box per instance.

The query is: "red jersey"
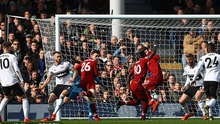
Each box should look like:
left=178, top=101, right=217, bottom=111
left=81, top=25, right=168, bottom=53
left=76, top=59, right=99, bottom=83
left=130, top=57, right=150, bottom=83
left=148, top=54, right=162, bottom=76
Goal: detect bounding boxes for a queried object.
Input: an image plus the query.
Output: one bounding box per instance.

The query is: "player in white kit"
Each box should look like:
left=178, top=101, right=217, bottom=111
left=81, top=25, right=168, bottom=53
left=0, top=42, right=31, bottom=122
left=179, top=53, right=206, bottom=120
left=40, top=51, right=78, bottom=122
left=191, top=43, right=220, bottom=121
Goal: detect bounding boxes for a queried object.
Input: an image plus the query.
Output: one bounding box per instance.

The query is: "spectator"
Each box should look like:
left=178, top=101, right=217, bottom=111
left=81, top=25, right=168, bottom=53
left=8, top=1, right=17, bottom=15
left=33, top=94, right=44, bottom=104
left=116, top=66, right=128, bottom=87
left=78, top=41, right=90, bottom=60
left=112, top=56, right=122, bottom=78
left=28, top=87, right=40, bottom=103
left=38, top=49, right=46, bottom=81
left=193, top=4, right=201, bottom=14
left=31, top=24, right=40, bottom=36
left=15, top=24, right=26, bottom=47
left=169, top=82, right=182, bottom=102
left=62, top=40, right=75, bottom=63
left=26, top=41, right=40, bottom=70
left=113, top=44, right=131, bottom=65
left=95, top=84, right=102, bottom=102
left=21, top=61, right=34, bottom=84
left=107, top=36, right=119, bottom=55
left=8, top=32, right=15, bottom=44
left=98, top=48, right=108, bottom=71
left=33, top=34, right=43, bottom=50
left=102, top=91, right=111, bottom=103
left=198, top=19, right=208, bottom=35
left=83, top=24, right=97, bottom=42
left=197, top=41, right=208, bottom=62
left=11, top=39, right=25, bottom=65
left=29, top=70, right=41, bottom=88
left=184, top=0, right=194, bottom=14
left=182, top=28, right=204, bottom=68
left=23, top=11, right=32, bottom=33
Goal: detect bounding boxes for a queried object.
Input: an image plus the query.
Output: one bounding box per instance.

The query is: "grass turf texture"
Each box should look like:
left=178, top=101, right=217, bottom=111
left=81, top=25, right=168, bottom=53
left=1, top=118, right=220, bottom=124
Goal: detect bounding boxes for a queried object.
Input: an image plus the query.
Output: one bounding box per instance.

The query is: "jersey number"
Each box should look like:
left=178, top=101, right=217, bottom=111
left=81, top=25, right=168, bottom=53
left=205, top=56, right=219, bottom=68
left=0, top=58, right=9, bottom=69
left=134, top=64, right=141, bottom=74
left=82, top=62, right=91, bottom=72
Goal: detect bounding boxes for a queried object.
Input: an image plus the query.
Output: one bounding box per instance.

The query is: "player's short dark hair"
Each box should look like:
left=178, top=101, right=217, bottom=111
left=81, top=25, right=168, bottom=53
left=2, top=42, right=11, bottom=49
left=138, top=47, right=148, bottom=58
left=207, top=42, right=215, bottom=53
left=90, top=50, right=99, bottom=55
left=185, top=53, right=194, bottom=59
left=73, top=60, right=80, bottom=65
left=53, top=51, right=61, bottom=55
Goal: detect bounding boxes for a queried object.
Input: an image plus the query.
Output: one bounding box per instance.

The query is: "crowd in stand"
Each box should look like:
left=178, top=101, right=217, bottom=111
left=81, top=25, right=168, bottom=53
left=0, top=0, right=220, bottom=106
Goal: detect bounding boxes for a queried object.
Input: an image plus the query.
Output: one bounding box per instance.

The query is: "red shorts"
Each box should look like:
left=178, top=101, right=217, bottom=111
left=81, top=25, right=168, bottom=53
left=80, top=81, right=95, bottom=91
left=130, top=81, right=147, bottom=100
left=143, top=75, right=163, bottom=90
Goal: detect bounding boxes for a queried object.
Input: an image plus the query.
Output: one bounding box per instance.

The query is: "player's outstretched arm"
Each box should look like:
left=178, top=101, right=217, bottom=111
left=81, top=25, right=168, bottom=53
left=148, top=42, right=157, bottom=60
left=12, top=61, right=24, bottom=83
left=41, top=74, right=53, bottom=89
left=69, top=67, right=78, bottom=83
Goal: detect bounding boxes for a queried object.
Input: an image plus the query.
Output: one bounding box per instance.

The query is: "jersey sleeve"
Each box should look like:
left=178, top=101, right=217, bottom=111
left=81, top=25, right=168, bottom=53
left=75, top=62, right=82, bottom=70
left=67, top=61, right=73, bottom=69
left=192, top=57, right=205, bottom=81
left=11, top=56, right=24, bottom=82
left=129, top=65, right=135, bottom=75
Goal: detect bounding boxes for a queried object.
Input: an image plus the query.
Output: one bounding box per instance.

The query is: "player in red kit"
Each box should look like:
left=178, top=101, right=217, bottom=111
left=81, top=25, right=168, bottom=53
left=142, top=52, right=163, bottom=112
left=75, top=50, right=101, bottom=121
left=115, top=43, right=157, bottom=120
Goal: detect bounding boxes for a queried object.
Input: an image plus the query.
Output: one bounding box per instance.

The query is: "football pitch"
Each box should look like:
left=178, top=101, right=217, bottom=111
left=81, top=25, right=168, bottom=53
left=2, top=118, right=220, bottom=124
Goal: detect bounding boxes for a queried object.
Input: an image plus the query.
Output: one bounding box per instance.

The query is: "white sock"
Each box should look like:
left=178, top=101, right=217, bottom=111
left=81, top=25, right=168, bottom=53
left=0, top=98, right=9, bottom=113
left=53, top=98, right=63, bottom=114
left=48, top=104, right=54, bottom=117
left=182, top=104, right=190, bottom=115
left=22, top=98, right=29, bottom=119
left=198, top=100, right=205, bottom=116
left=209, top=107, right=212, bottom=116
left=208, top=98, right=216, bottom=107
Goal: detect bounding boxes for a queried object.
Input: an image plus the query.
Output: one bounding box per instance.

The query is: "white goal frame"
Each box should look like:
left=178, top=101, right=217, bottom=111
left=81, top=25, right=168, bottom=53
left=54, top=15, right=220, bottom=120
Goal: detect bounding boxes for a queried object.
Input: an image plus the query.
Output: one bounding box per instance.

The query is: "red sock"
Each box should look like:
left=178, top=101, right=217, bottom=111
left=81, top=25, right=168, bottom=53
left=142, top=101, right=149, bottom=114
left=86, top=91, right=93, bottom=97
left=146, top=91, right=152, bottom=100
left=90, top=104, right=97, bottom=114
left=127, top=100, right=140, bottom=106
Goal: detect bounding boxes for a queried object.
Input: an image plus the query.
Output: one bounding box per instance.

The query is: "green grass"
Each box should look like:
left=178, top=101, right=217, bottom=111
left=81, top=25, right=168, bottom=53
left=2, top=118, right=220, bottom=124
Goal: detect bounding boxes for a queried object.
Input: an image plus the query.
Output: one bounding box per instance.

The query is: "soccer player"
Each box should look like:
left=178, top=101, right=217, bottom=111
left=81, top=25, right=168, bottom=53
left=50, top=60, right=102, bottom=121
left=179, top=53, right=206, bottom=120
left=40, top=51, right=78, bottom=122
left=0, top=42, right=31, bottom=122
left=142, top=52, right=162, bottom=112
left=191, top=43, right=220, bottom=121
left=116, top=43, right=157, bottom=120
left=75, top=50, right=101, bottom=121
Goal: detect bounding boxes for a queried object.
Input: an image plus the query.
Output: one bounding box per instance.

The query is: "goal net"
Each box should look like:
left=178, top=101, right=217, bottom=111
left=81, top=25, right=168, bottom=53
left=8, top=15, right=220, bottom=119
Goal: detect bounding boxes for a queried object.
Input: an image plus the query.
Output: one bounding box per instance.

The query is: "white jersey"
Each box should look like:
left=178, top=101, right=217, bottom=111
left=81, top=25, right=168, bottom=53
left=193, top=53, right=220, bottom=82
left=0, top=53, right=24, bottom=87
left=184, top=64, right=204, bottom=87
left=48, top=61, right=73, bottom=86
